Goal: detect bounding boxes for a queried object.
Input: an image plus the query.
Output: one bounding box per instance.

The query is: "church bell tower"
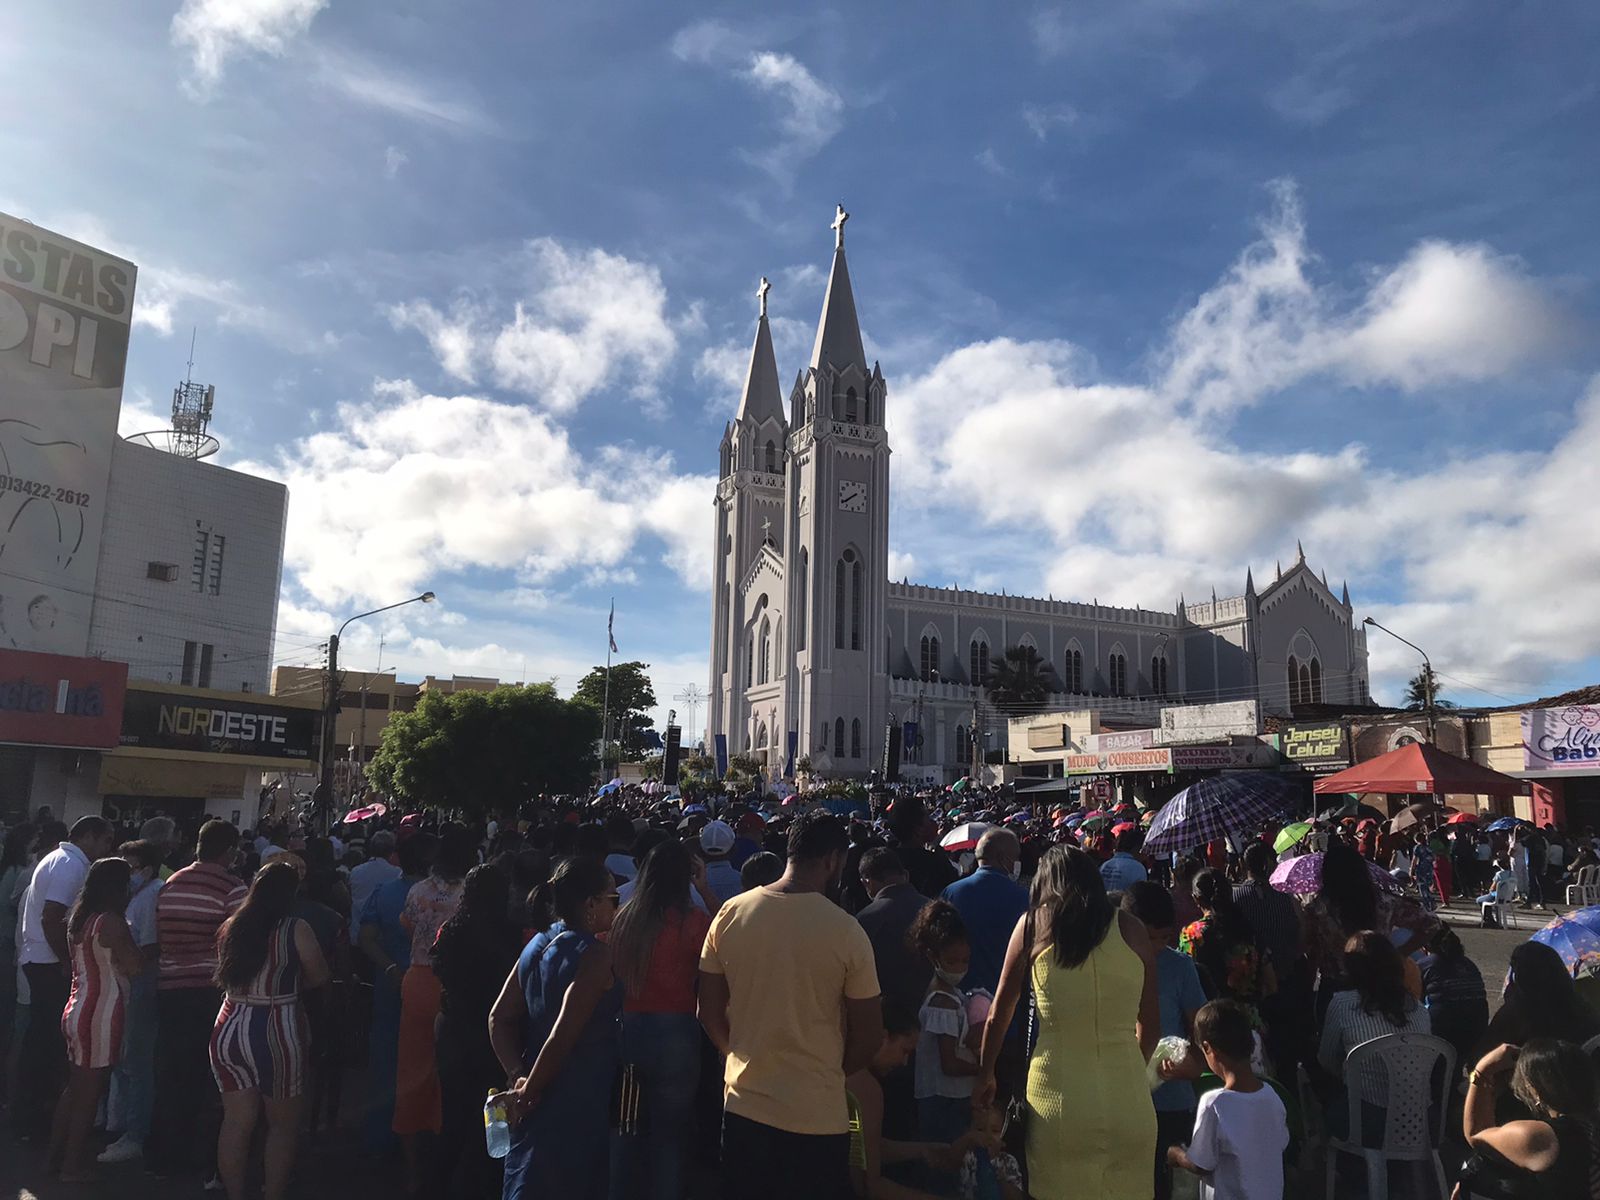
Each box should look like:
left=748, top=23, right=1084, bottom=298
left=786, top=205, right=890, bottom=775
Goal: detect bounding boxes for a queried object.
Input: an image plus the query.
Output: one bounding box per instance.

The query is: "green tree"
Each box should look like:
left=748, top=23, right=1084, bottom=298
left=985, top=644, right=1051, bottom=711
left=1402, top=666, right=1457, bottom=710
left=366, top=683, right=599, bottom=816
left=573, top=661, right=659, bottom=760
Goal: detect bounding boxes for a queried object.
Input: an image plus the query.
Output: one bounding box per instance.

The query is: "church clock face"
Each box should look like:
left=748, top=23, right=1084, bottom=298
left=838, top=480, right=867, bottom=513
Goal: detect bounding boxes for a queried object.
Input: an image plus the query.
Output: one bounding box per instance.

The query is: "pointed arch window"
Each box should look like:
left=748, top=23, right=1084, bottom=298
left=920, top=634, right=941, bottom=681
left=796, top=549, right=808, bottom=652
left=758, top=618, right=772, bottom=685
left=970, top=639, right=990, bottom=686
left=851, top=718, right=862, bottom=759
left=1109, top=651, right=1128, bottom=696
left=845, top=386, right=858, bottom=422
left=851, top=555, right=863, bottom=650
left=834, top=717, right=846, bottom=758
left=1287, top=655, right=1300, bottom=706
left=1064, top=646, right=1084, bottom=693
left=1151, top=655, right=1170, bottom=698
left=745, top=630, right=755, bottom=688
left=763, top=440, right=777, bottom=473
left=1309, top=658, right=1323, bottom=703
left=954, top=724, right=968, bottom=762
left=835, top=555, right=846, bottom=649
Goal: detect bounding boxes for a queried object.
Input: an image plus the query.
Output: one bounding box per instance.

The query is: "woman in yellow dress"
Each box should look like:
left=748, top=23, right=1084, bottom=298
left=973, top=845, right=1161, bottom=1200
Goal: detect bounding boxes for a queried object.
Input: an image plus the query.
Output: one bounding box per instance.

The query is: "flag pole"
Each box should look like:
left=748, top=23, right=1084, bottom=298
left=601, top=598, right=615, bottom=777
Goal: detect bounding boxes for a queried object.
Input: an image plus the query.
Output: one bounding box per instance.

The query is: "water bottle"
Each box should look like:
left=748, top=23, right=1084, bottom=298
left=484, top=1091, right=511, bottom=1159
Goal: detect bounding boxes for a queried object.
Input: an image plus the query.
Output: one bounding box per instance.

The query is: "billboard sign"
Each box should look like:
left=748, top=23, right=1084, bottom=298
left=1523, top=706, right=1600, bottom=771
left=1066, top=748, right=1172, bottom=775
left=1087, top=728, right=1157, bottom=753
left=1281, top=722, right=1351, bottom=772
left=0, top=647, right=126, bottom=748
left=0, top=212, right=136, bottom=656
left=1159, top=701, right=1260, bottom=745
left=120, top=688, right=317, bottom=762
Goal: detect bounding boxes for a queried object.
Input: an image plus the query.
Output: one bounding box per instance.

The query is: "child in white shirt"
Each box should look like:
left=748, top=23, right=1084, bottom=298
left=1168, top=1000, right=1288, bottom=1200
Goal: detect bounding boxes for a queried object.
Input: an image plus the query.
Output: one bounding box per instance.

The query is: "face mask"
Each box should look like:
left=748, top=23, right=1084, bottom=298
left=933, top=964, right=965, bottom=987
left=1009, top=862, right=1021, bottom=882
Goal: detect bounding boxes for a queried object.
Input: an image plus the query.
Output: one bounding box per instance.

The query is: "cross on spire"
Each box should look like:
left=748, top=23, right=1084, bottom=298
left=831, top=203, right=849, bottom=249
left=757, top=276, right=771, bottom=318
left=761, top=517, right=773, bottom=542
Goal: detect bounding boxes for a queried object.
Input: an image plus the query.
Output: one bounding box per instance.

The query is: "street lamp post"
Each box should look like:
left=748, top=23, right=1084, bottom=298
left=319, top=591, right=436, bottom=823
left=1361, top=617, right=1434, bottom=743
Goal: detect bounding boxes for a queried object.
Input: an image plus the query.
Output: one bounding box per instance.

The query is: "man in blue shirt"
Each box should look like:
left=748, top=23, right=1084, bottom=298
left=1100, top=828, right=1150, bottom=894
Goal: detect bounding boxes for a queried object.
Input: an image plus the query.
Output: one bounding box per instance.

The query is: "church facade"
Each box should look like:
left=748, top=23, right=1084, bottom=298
left=707, top=208, right=1371, bottom=780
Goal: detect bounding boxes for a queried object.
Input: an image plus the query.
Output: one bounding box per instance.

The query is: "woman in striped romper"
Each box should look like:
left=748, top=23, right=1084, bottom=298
left=209, top=861, right=331, bottom=1200
left=49, top=856, right=142, bottom=1182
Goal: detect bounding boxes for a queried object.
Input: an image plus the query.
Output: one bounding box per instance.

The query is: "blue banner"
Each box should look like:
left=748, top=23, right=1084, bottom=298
left=713, top=733, right=728, bottom=778
left=784, top=729, right=798, bottom=778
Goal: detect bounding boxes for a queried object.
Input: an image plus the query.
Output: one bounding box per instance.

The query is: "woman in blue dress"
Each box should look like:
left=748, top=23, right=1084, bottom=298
left=490, top=856, right=622, bottom=1200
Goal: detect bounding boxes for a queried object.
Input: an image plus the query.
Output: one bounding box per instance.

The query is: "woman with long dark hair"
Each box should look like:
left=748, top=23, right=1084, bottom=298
left=1316, top=931, right=1431, bottom=1140
left=973, top=845, right=1160, bottom=1199
left=1460, top=1038, right=1600, bottom=1200
left=606, top=839, right=715, bottom=1200
left=431, top=862, right=521, bottom=1198
left=48, top=856, right=140, bottom=1182
left=1180, top=868, right=1270, bottom=1017
left=1305, top=841, right=1432, bottom=1005
left=490, top=856, right=623, bottom=1200
left=209, top=860, right=331, bottom=1200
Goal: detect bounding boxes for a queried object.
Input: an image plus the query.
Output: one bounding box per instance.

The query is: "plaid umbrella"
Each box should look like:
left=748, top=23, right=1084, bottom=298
left=1270, top=852, right=1406, bottom=896
left=1143, top=773, right=1302, bottom=856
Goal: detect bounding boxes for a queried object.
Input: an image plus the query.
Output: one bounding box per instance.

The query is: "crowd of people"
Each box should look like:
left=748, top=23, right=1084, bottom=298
left=4, top=785, right=1600, bottom=1200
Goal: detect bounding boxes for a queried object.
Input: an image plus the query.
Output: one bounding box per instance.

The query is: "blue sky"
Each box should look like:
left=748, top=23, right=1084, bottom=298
left=9, top=0, right=1600, bottom=730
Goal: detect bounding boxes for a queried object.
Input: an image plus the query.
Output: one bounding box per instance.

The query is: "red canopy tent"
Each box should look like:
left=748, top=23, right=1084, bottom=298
left=1312, top=742, right=1527, bottom=796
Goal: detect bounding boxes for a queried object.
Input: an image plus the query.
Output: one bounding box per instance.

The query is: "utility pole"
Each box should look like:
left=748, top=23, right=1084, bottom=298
left=1362, top=617, right=1436, bottom=744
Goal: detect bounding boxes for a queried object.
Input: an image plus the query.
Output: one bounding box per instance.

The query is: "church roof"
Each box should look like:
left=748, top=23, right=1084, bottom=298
left=810, top=243, right=867, bottom=373
left=736, top=311, right=785, bottom=426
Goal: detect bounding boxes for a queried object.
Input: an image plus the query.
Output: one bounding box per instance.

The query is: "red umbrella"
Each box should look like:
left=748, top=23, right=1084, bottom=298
left=1111, top=821, right=1137, bottom=835
left=1447, top=811, right=1479, bottom=825
left=1314, top=742, right=1528, bottom=796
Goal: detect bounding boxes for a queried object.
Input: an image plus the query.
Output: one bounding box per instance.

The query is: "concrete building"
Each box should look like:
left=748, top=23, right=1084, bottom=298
left=707, top=207, right=1372, bottom=782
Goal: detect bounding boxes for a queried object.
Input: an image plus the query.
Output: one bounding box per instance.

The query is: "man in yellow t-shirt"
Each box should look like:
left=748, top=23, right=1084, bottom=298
left=699, top=810, right=884, bottom=1200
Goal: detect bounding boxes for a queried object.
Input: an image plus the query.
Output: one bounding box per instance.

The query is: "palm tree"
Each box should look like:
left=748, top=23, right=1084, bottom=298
left=1402, top=666, right=1456, bottom=710
left=985, top=644, right=1051, bottom=711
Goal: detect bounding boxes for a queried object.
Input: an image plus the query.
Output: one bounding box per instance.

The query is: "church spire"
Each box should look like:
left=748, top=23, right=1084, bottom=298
left=810, top=204, right=866, bottom=373
left=736, top=276, right=785, bottom=426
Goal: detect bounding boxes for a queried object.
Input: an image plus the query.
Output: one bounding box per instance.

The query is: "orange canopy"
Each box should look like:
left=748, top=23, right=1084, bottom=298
left=1312, top=741, right=1528, bottom=796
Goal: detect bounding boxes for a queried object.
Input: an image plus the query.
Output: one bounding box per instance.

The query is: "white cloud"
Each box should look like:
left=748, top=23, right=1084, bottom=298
left=975, top=147, right=1011, bottom=178
left=887, top=185, right=1588, bottom=697
left=235, top=379, right=714, bottom=612
left=670, top=24, right=843, bottom=186
left=1021, top=102, right=1079, bottom=140
left=887, top=550, right=918, bottom=580
left=1029, top=9, right=1073, bottom=58
left=172, top=0, right=326, bottom=90
left=389, top=239, right=678, bottom=413
left=1158, top=182, right=1564, bottom=413
left=383, top=145, right=408, bottom=178
left=314, top=49, right=496, bottom=133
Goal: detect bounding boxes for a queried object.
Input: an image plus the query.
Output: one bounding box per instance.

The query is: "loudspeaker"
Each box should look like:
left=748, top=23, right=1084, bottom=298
left=663, top=724, right=683, bottom=786
left=882, top=722, right=902, bottom=783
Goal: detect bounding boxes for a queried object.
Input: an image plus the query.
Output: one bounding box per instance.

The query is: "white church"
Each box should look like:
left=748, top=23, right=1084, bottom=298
left=706, top=207, right=1371, bottom=781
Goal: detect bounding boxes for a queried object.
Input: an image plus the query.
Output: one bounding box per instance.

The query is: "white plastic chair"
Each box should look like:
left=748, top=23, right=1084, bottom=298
left=1568, top=865, right=1600, bottom=907
left=1325, top=1032, right=1456, bottom=1200
left=1482, top=875, right=1518, bottom=929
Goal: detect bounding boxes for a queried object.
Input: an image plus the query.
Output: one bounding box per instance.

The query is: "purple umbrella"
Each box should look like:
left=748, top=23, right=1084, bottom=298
left=1143, top=773, right=1302, bottom=856
left=1270, top=852, right=1405, bottom=896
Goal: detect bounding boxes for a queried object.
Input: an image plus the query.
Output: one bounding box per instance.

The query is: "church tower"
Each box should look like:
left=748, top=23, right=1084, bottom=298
left=785, top=205, right=891, bottom=775
left=707, top=278, right=789, bottom=770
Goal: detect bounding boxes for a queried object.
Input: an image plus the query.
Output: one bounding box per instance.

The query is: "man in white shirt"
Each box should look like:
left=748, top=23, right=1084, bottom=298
left=700, top=821, right=744, bottom=903
left=14, top=815, right=115, bottom=1138
left=347, top=831, right=401, bottom=944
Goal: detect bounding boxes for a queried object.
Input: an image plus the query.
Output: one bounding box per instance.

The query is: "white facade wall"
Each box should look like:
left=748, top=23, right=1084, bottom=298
left=87, top=440, right=287, bottom=692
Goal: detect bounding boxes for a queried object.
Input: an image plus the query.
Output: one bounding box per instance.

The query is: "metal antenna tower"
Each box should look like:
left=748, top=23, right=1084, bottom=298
left=672, top=683, right=707, bottom=749
left=170, top=327, right=216, bottom=459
